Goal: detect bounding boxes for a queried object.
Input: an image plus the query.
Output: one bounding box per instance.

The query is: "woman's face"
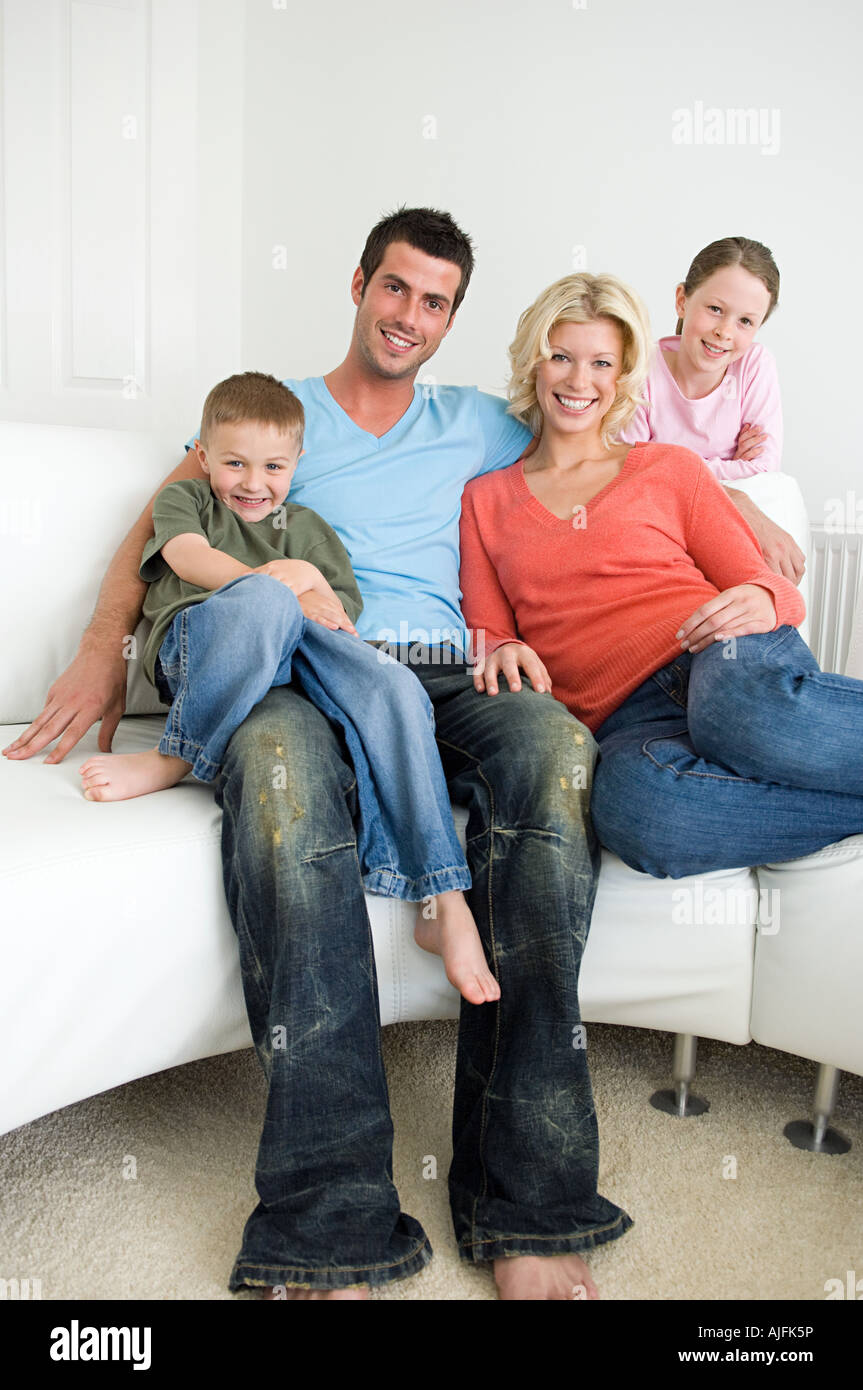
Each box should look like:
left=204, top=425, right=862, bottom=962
left=534, top=318, right=624, bottom=442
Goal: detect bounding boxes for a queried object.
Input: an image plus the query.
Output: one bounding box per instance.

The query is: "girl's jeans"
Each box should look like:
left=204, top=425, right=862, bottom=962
left=154, top=574, right=469, bottom=900
left=592, top=626, right=863, bottom=878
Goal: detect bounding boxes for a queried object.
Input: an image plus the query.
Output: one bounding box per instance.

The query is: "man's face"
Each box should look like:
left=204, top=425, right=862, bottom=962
left=196, top=421, right=302, bottom=522
left=351, top=240, right=462, bottom=380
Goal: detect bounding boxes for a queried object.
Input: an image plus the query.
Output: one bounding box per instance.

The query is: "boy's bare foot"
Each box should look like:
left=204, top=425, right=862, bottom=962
left=78, top=748, right=193, bottom=802
left=261, top=1285, right=370, bottom=1300
left=494, top=1253, right=599, bottom=1300
left=414, top=890, right=500, bottom=1005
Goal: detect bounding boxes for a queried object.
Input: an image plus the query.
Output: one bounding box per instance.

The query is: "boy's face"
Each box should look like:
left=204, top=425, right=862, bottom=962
left=195, top=421, right=302, bottom=522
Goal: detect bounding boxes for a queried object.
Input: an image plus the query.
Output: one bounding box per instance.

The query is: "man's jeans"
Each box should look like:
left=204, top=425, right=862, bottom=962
left=155, top=575, right=469, bottom=899
left=592, top=626, right=863, bottom=878
left=217, top=649, right=632, bottom=1292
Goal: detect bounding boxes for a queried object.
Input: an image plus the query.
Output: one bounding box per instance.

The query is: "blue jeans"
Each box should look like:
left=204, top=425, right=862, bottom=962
left=155, top=574, right=469, bottom=900
left=216, top=650, right=632, bottom=1292
left=592, top=626, right=863, bottom=878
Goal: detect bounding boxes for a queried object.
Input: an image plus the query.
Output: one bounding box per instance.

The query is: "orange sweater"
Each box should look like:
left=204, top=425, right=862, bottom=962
left=459, top=441, right=806, bottom=733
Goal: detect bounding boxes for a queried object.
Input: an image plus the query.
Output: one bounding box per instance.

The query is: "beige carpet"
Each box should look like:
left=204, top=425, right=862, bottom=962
left=2, top=1021, right=861, bottom=1301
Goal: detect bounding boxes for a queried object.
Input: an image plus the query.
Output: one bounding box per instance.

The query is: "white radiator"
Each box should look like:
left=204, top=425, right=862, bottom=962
left=808, top=527, right=863, bottom=674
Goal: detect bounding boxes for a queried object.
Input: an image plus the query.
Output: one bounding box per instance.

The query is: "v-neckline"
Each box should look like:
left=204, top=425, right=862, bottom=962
left=317, top=376, right=422, bottom=447
left=515, top=443, right=643, bottom=528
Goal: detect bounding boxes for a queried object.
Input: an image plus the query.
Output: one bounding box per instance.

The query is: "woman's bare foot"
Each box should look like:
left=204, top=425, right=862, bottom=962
left=414, top=890, right=500, bottom=1005
left=78, top=748, right=193, bottom=802
left=494, top=1253, right=598, bottom=1300
left=261, top=1285, right=370, bottom=1300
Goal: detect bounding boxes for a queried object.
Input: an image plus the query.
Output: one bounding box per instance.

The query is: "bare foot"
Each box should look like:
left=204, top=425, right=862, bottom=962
left=78, top=747, right=193, bottom=802
left=414, top=890, right=500, bottom=1005
left=261, top=1284, right=370, bottom=1300
left=494, top=1253, right=599, bottom=1301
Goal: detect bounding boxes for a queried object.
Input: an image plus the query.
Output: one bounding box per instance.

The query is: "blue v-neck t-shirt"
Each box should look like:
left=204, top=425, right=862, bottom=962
left=186, top=378, right=531, bottom=653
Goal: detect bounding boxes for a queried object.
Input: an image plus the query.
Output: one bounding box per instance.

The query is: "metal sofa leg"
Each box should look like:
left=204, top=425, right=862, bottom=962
left=784, top=1063, right=851, bottom=1153
left=650, top=1033, right=710, bottom=1116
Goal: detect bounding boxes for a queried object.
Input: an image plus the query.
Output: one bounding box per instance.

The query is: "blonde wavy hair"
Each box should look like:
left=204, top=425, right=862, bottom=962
left=508, top=273, right=652, bottom=447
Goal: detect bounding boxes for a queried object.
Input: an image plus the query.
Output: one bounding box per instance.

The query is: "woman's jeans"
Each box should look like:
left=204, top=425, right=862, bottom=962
left=155, top=574, right=469, bottom=900
left=215, top=645, right=632, bottom=1292
left=592, top=626, right=863, bottom=878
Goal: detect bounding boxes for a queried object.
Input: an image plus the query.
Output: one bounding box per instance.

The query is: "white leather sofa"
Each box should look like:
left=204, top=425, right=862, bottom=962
left=2, top=421, right=861, bottom=1142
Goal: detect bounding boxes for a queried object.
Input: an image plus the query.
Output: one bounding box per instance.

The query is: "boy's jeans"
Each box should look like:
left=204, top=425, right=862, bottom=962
left=592, top=626, right=863, bottom=878
left=155, top=574, right=469, bottom=899
left=216, top=650, right=632, bottom=1292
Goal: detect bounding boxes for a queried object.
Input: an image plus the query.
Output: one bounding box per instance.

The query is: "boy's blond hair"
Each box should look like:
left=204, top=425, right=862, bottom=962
left=200, top=371, right=304, bottom=447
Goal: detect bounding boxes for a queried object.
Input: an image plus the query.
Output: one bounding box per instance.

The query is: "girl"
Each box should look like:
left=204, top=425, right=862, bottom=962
left=458, top=272, right=863, bottom=879
left=622, top=237, right=782, bottom=480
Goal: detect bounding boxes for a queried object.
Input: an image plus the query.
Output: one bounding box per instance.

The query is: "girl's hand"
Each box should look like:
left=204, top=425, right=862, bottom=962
left=676, top=584, right=777, bottom=655
left=733, top=421, right=767, bottom=462
left=473, top=641, right=551, bottom=696
left=297, top=591, right=358, bottom=634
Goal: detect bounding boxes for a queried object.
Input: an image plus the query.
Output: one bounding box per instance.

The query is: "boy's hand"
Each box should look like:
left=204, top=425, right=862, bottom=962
left=297, top=591, right=358, bottom=634
left=676, top=584, right=777, bottom=655
left=472, top=641, right=551, bottom=696
left=733, top=421, right=768, bottom=462
left=254, top=558, right=321, bottom=593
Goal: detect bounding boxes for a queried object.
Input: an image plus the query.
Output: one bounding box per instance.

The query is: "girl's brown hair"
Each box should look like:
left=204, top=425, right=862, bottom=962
left=675, top=237, right=780, bottom=334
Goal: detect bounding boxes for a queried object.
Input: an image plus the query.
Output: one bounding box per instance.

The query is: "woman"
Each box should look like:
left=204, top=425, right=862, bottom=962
left=458, top=274, right=863, bottom=877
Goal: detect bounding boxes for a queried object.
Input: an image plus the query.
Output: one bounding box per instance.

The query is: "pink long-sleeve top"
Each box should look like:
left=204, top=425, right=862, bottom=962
left=458, top=441, right=805, bottom=733
left=620, top=336, right=783, bottom=481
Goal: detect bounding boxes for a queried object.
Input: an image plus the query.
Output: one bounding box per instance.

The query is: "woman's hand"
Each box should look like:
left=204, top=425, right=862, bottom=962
left=676, top=584, right=777, bottom=655
left=472, top=641, right=551, bottom=696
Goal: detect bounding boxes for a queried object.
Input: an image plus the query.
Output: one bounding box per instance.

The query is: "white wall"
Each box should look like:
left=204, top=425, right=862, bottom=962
left=241, top=0, right=862, bottom=519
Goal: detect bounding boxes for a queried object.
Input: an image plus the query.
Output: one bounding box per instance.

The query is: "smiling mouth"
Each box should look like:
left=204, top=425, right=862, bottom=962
left=702, top=341, right=729, bottom=356
left=232, top=496, right=268, bottom=508
left=381, top=328, right=419, bottom=351
left=554, top=393, right=597, bottom=413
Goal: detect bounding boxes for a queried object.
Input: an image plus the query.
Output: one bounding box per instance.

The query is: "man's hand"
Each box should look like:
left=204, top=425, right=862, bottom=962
left=2, top=639, right=128, bottom=764
left=297, top=591, right=358, bottom=634
left=726, top=489, right=806, bottom=585
left=676, top=583, right=777, bottom=655
left=733, top=421, right=767, bottom=463
left=472, top=641, right=551, bottom=696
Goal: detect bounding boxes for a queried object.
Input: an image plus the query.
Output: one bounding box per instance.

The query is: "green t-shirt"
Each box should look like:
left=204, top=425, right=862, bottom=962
left=139, top=478, right=363, bottom=687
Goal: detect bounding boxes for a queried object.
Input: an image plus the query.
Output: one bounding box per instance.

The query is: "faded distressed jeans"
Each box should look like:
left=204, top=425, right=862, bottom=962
left=592, top=626, right=863, bottom=877
left=218, top=649, right=632, bottom=1292
left=154, top=574, right=470, bottom=899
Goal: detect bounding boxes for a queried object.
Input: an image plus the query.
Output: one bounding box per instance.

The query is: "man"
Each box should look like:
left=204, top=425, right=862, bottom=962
left=9, top=207, right=796, bottom=1300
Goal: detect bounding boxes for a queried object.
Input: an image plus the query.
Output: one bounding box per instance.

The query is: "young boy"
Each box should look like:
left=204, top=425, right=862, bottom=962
left=78, top=371, right=498, bottom=1006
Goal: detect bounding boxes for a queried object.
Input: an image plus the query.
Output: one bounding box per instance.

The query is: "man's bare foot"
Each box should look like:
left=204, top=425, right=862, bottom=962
left=78, top=747, right=193, bottom=802
left=493, top=1253, right=599, bottom=1301
left=261, top=1284, right=370, bottom=1300
left=414, top=890, right=500, bottom=1005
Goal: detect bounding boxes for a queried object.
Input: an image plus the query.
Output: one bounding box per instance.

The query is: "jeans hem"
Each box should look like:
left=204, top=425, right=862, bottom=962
left=362, top=864, right=472, bottom=900
left=227, top=1235, right=433, bottom=1292
left=455, top=1209, right=634, bottom=1263
left=158, top=731, right=220, bottom=784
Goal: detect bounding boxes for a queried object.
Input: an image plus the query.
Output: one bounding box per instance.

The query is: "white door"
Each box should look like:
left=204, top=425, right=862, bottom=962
left=0, top=0, right=244, bottom=442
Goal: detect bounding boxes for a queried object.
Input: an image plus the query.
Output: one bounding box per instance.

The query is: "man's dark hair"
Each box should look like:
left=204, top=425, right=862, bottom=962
left=359, top=206, right=475, bottom=317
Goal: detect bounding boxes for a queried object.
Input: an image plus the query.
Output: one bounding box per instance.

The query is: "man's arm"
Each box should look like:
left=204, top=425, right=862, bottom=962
left=2, top=449, right=206, bottom=764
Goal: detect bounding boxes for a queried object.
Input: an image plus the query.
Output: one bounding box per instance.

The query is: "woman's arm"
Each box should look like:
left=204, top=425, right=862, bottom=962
left=678, top=461, right=805, bottom=651
left=458, top=484, right=550, bottom=694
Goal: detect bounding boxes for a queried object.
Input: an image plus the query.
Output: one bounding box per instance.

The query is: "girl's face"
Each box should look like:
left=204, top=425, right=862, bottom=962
left=534, top=318, right=624, bottom=444
left=675, top=264, right=771, bottom=379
